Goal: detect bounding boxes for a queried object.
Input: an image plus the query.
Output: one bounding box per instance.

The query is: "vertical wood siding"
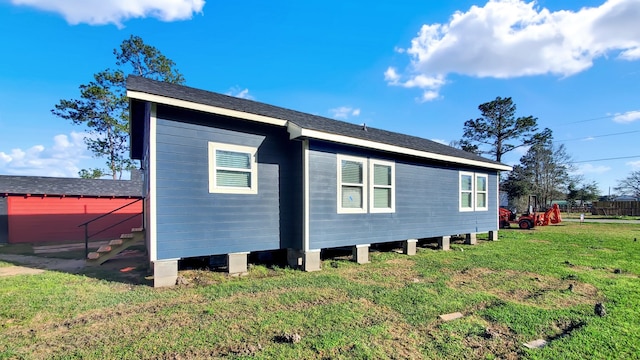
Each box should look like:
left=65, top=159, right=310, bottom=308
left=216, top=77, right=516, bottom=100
left=0, top=197, right=7, bottom=243
left=307, top=141, right=498, bottom=249
left=7, top=197, right=142, bottom=244
left=153, top=107, right=302, bottom=260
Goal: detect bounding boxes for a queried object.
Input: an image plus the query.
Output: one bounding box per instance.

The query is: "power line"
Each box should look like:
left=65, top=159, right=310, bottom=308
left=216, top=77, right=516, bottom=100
left=554, top=130, right=640, bottom=143
left=561, top=110, right=639, bottom=125
left=570, top=155, right=640, bottom=164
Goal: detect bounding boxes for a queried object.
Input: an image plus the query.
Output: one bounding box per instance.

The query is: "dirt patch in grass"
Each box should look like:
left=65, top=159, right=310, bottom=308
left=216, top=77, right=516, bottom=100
left=338, top=257, right=420, bottom=288
left=449, top=268, right=601, bottom=308
left=355, top=298, right=424, bottom=359
left=212, top=287, right=353, bottom=314
left=0, top=254, right=85, bottom=273
left=420, top=315, right=524, bottom=360
left=462, top=322, right=523, bottom=360
left=5, top=295, right=211, bottom=358
left=0, top=266, right=45, bottom=276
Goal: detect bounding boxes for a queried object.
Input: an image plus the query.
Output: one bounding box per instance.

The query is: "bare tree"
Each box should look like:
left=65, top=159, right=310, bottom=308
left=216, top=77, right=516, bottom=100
left=502, top=134, right=573, bottom=207
left=614, top=170, right=640, bottom=198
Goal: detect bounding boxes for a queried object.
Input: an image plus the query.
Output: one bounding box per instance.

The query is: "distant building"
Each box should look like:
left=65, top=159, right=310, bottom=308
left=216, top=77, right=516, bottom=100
left=0, top=174, right=142, bottom=244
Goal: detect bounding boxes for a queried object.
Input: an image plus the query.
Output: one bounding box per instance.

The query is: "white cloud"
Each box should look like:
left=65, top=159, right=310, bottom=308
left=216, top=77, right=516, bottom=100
left=627, top=160, right=640, bottom=169
left=226, top=87, right=254, bottom=100
left=613, top=110, right=640, bottom=123
left=572, top=163, right=611, bottom=175
left=384, top=67, right=401, bottom=84
left=10, top=0, right=204, bottom=27
left=431, top=139, right=448, bottom=145
left=329, top=106, right=361, bottom=120
left=387, top=0, right=640, bottom=99
left=0, top=132, right=93, bottom=177
left=421, top=90, right=440, bottom=102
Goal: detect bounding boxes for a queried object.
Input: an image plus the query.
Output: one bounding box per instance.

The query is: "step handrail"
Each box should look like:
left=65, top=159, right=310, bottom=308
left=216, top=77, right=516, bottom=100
left=79, top=198, right=143, bottom=258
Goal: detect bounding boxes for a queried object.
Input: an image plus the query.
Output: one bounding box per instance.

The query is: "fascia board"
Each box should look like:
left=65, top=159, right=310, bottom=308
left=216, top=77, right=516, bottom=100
left=126, top=90, right=288, bottom=127
left=288, top=125, right=513, bottom=171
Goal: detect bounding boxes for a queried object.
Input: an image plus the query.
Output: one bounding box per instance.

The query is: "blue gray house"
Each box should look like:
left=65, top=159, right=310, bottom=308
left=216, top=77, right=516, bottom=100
left=126, top=76, right=512, bottom=287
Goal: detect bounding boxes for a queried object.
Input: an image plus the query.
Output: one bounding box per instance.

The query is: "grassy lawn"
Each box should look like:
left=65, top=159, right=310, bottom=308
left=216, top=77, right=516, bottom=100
left=561, top=212, right=640, bottom=221
left=1, top=223, right=639, bottom=359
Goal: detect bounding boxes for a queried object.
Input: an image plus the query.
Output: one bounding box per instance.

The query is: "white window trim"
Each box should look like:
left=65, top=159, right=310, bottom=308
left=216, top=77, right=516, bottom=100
left=475, top=173, right=489, bottom=211
left=337, top=154, right=368, bottom=214
left=369, top=159, right=395, bottom=213
left=208, top=142, right=258, bottom=194
left=459, top=171, right=475, bottom=212
left=459, top=171, right=490, bottom=212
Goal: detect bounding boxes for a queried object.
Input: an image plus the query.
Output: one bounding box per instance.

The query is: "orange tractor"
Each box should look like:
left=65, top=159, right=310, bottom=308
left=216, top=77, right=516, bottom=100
left=499, top=195, right=562, bottom=229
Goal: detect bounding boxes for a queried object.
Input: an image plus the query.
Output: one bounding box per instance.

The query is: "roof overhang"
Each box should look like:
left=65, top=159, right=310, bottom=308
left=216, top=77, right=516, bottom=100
left=287, top=123, right=512, bottom=171
left=126, top=90, right=288, bottom=127
left=126, top=89, right=512, bottom=172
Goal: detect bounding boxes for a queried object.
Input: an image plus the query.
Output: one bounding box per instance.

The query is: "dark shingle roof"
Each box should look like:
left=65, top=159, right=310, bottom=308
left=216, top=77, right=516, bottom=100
left=0, top=175, right=142, bottom=197
left=127, top=76, right=509, bottom=169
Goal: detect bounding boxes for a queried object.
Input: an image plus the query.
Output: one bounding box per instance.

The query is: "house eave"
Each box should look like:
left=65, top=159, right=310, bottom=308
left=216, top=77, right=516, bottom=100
left=126, top=90, right=289, bottom=127
left=286, top=123, right=512, bottom=171
left=126, top=89, right=511, bottom=172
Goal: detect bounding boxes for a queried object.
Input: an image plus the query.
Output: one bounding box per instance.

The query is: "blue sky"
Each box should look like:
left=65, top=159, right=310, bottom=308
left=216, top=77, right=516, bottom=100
left=0, top=0, right=639, bottom=195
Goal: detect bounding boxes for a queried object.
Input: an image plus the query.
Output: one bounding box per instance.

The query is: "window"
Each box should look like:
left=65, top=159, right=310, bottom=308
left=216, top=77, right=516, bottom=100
left=459, top=171, right=489, bottom=211
left=208, top=142, right=257, bottom=194
left=460, top=172, right=474, bottom=211
left=476, top=174, right=488, bottom=211
left=337, top=155, right=367, bottom=213
left=336, top=156, right=396, bottom=214
left=370, top=160, right=395, bottom=213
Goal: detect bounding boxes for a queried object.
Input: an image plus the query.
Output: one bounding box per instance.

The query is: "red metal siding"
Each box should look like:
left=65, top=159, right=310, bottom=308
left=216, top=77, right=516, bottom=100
left=7, top=196, right=142, bottom=244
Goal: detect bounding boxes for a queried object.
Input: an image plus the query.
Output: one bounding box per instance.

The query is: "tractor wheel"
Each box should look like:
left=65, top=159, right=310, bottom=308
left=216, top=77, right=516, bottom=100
left=500, top=220, right=510, bottom=229
left=519, top=220, right=533, bottom=229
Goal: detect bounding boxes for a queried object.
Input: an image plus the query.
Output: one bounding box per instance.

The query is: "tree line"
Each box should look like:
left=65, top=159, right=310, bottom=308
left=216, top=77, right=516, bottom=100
left=55, top=36, right=640, bottom=205
left=456, top=96, right=639, bottom=209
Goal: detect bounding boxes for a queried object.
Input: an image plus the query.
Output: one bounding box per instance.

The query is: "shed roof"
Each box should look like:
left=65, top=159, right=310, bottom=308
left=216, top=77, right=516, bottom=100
left=0, top=175, right=142, bottom=197
left=127, top=76, right=511, bottom=171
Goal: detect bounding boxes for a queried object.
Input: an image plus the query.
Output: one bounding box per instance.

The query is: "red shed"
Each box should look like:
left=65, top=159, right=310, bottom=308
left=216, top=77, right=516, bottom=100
left=0, top=174, right=142, bottom=244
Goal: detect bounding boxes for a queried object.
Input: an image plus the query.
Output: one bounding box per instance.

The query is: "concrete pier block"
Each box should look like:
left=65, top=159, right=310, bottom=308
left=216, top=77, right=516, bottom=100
left=488, top=230, right=498, bottom=241
left=287, top=249, right=321, bottom=272
left=352, top=244, right=370, bottom=264
left=153, top=259, right=178, bottom=288
left=403, top=239, right=418, bottom=256
left=227, top=252, right=249, bottom=275
left=465, top=233, right=477, bottom=245
left=438, top=236, right=451, bottom=251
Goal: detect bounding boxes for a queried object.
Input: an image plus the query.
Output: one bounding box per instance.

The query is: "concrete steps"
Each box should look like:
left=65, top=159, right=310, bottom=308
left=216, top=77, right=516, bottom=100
left=86, top=228, right=144, bottom=265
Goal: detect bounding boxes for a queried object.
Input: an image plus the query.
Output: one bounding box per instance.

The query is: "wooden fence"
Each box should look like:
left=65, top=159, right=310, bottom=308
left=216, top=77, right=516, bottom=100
left=591, top=201, right=640, bottom=216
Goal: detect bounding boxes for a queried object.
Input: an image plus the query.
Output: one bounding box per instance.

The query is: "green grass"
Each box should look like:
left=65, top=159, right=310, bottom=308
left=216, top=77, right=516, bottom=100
left=1, top=222, right=639, bottom=359
left=561, top=212, right=640, bottom=221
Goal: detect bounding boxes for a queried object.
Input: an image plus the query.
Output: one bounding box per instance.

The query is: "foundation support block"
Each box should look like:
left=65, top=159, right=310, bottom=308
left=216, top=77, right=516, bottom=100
left=352, top=244, right=370, bottom=264
left=438, top=236, right=451, bottom=251
left=153, top=259, right=178, bottom=288
left=287, top=249, right=321, bottom=272
left=403, top=239, right=418, bottom=256
left=488, top=230, right=498, bottom=241
left=227, top=252, right=249, bottom=275
left=465, top=233, right=477, bottom=245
